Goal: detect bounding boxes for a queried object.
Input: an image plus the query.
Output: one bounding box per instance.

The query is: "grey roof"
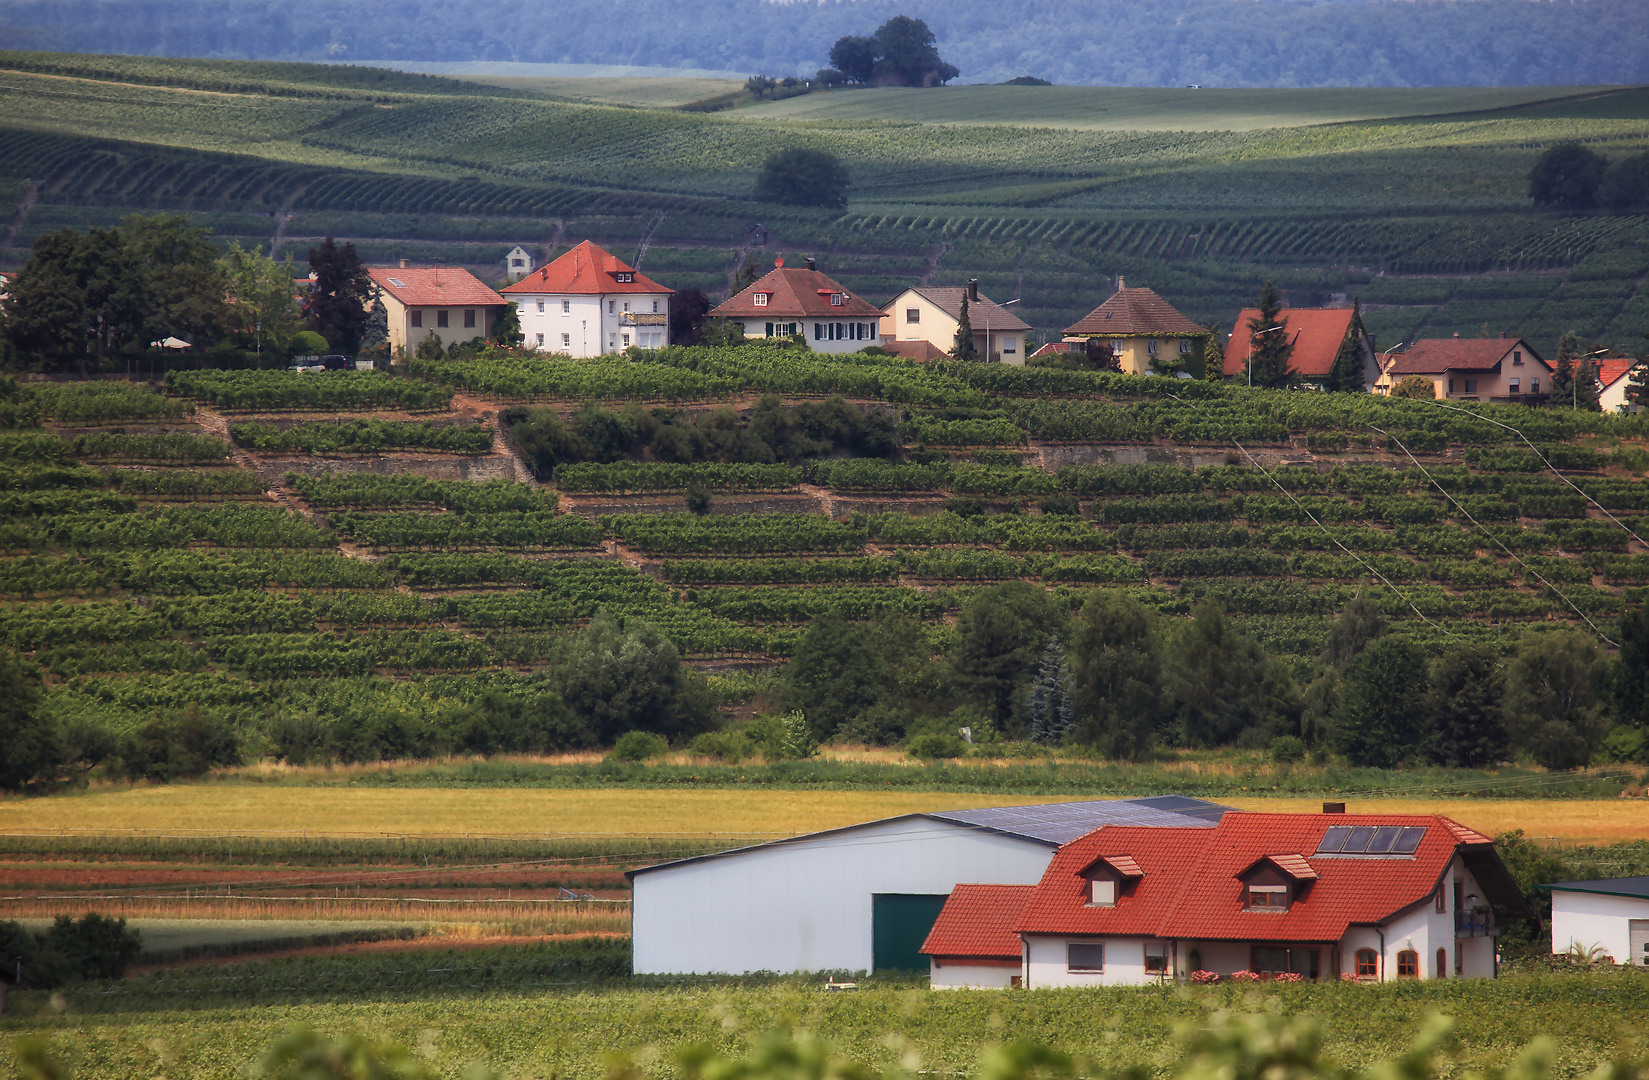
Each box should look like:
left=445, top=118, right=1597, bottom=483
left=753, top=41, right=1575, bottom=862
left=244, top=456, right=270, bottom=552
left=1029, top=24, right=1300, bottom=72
left=898, top=286, right=1032, bottom=333
left=626, top=795, right=1236, bottom=878
left=1538, top=876, right=1649, bottom=900
left=928, top=795, right=1234, bottom=846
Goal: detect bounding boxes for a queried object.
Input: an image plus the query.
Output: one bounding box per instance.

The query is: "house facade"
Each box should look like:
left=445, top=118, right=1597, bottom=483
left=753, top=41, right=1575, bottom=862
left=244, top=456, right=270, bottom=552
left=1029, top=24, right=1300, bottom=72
left=1596, top=357, right=1637, bottom=413
left=504, top=245, right=536, bottom=281
left=1222, top=307, right=1379, bottom=389
left=1064, top=280, right=1210, bottom=376
left=708, top=258, right=884, bottom=354
left=1541, top=876, right=1649, bottom=967
left=501, top=240, right=672, bottom=357
left=366, top=265, right=509, bottom=355
left=922, top=811, right=1525, bottom=988
left=879, top=282, right=1031, bottom=365
left=1373, top=336, right=1549, bottom=401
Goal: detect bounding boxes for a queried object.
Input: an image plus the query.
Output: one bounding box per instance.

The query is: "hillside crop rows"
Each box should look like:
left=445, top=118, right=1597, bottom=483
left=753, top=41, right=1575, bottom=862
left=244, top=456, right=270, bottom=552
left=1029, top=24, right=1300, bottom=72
left=4, top=351, right=1648, bottom=750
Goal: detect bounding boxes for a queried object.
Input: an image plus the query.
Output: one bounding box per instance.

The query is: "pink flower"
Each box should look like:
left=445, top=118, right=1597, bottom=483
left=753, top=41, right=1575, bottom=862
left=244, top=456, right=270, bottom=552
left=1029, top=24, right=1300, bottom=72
left=1189, top=970, right=1220, bottom=984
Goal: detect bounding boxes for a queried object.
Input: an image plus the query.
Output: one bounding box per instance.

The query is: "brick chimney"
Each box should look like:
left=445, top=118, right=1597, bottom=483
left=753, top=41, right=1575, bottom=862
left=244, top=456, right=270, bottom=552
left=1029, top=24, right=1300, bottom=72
left=399, top=259, right=410, bottom=269
left=968, top=279, right=979, bottom=302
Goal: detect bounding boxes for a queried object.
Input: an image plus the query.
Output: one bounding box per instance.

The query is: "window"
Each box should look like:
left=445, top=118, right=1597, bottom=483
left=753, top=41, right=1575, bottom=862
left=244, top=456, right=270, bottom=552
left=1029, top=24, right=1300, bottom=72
left=623, top=302, right=630, bottom=313
left=1447, top=378, right=1455, bottom=393
left=615, top=272, right=634, bottom=283
left=561, top=333, right=570, bottom=348
left=1464, top=379, right=1477, bottom=394
left=906, top=308, right=920, bottom=323
left=830, top=293, right=844, bottom=306
left=1436, top=886, right=1447, bottom=913
left=1067, top=943, right=1104, bottom=972
left=814, top=323, right=823, bottom=340
left=1532, top=379, right=1541, bottom=394
left=1397, top=950, right=1418, bottom=978
left=1436, top=948, right=1447, bottom=978
left=753, top=293, right=768, bottom=307
left=1356, top=949, right=1378, bottom=978
left=512, top=258, right=524, bottom=268
left=1004, top=338, right=1017, bottom=354
left=437, top=310, right=449, bottom=328
left=1145, top=942, right=1168, bottom=974
left=464, top=309, right=475, bottom=329
left=765, top=323, right=775, bottom=338
left=1509, top=378, right=1520, bottom=393
left=1089, top=878, right=1116, bottom=906
left=410, top=310, right=423, bottom=328
left=1246, top=885, right=1287, bottom=910
left=535, top=333, right=544, bottom=346
left=1513, top=350, right=1523, bottom=365
left=562, top=299, right=570, bottom=314
left=1148, top=339, right=1160, bottom=355
left=622, top=333, right=630, bottom=347
left=537, top=299, right=545, bottom=314
left=608, top=301, right=616, bottom=314
left=1179, top=338, right=1192, bottom=355
left=1454, top=881, right=1464, bottom=914
left=652, top=300, right=660, bottom=313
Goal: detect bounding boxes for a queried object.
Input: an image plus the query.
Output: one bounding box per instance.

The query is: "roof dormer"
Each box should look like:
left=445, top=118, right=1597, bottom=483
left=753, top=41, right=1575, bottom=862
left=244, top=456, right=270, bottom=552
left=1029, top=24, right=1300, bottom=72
left=1079, top=854, right=1144, bottom=908
left=1237, top=855, right=1317, bottom=912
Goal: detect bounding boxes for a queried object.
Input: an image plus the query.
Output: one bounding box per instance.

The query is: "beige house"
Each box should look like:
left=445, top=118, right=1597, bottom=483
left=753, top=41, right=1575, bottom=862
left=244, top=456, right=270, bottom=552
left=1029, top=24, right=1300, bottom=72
left=879, top=281, right=1032, bottom=365
left=367, top=264, right=509, bottom=355
left=1374, top=336, right=1549, bottom=402
left=1064, top=279, right=1209, bottom=376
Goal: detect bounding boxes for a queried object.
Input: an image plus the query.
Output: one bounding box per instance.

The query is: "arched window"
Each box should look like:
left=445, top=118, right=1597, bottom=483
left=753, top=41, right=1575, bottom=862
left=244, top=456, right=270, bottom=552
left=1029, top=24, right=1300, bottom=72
left=1355, top=949, right=1377, bottom=978
left=1436, top=948, right=1448, bottom=978
left=1397, top=950, right=1419, bottom=978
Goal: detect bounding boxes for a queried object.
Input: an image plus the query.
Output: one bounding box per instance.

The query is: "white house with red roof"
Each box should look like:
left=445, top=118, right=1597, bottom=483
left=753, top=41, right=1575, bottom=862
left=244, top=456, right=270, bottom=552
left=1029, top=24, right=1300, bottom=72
left=1596, top=356, right=1638, bottom=413
left=708, top=257, right=884, bottom=354
left=366, top=264, right=508, bottom=356
left=1374, top=335, right=1549, bottom=401
left=501, top=240, right=673, bottom=357
left=921, top=811, right=1526, bottom=988
left=1223, top=307, right=1379, bottom=390
left=1064, top=280, right=1211, bottom=376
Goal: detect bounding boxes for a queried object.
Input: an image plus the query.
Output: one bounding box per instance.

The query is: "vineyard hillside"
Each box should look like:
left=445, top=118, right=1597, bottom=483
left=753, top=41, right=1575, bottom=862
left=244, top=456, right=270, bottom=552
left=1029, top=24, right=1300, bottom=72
left=0, top=52, right=1645, bottom=356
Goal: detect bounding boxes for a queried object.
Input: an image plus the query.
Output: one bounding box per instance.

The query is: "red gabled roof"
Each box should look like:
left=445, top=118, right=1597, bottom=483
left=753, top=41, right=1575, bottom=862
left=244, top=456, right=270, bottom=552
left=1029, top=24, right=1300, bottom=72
left=500, top=240, right=672, bottom=296
left=1030, top=341, right=1078, bottom=358
left=1014, top=813, right=1491, bottom=945
left=1596, top=357, right=1635, bottom=389
left=921, top=884, right=1034, bottom=961
left=1223, top=308, right=1359, bottom=378
left=1065, top=286, right=1203, bottom=337
left=882, top=340, right=948, bottom=362
left=1384, top=338, right=1547, bottom=376
left=367, top=267, right=506, bottom=308
left=710, top=264, right=883, bottom=319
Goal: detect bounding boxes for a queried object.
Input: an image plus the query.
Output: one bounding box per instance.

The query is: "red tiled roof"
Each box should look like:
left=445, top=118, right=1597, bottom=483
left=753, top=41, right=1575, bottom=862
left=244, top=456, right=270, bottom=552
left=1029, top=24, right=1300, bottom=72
left=710, top=264, right=883, bottom=319
left=882, top=340, right=948, bottom=362
left=1015, top=813, right=1490, bottom=945
left=367, top=267, right=506, bottom=308
left=891, top=287, right=1031, bottom=333
left=1258, top=853, right=1319, bottom=880
left=1222, top=308, right=1358, bottom=378
left=1383, top=338, right=1546, bottom=376
left=500, top=240, right=672, bottom=297
left=1065, top=287, right=1203, bottom=337
left=1596, top=357, right=1635, bottom=388
left=921, top=884, right=1034, bottom=960
left=1030, top=341, right=1078, bottom=358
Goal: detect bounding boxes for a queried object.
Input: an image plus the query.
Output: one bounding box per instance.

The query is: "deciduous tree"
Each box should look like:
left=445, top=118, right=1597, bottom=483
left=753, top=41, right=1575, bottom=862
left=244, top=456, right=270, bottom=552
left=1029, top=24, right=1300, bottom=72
left=219, top=240, right=301, bottom=358
left=305, top=236, right=373, bottom=353
left=1166, top=601, right=1298, bottom=747
left=948, top=582, right=1065, bottom=733
left=1427, top=644, right=1508, bottom=768
left=827, top=35, right=877, bottom=83
left=1331, top=636, right=1430, bottom=767
left=1067, top=591, right=1163, bottom=759
left=1504, top=629, right=1611, bottom=770
left=1529, top=142, right=1606, bottom=211
left=0, top=649, right=53, bottom=791
left=754, top=148, right=849, bottom=209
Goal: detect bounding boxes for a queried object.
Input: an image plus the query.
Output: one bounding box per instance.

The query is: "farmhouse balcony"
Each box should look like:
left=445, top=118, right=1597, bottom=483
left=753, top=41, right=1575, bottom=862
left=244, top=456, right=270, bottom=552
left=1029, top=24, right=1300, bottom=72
left=1455, top=909, right=1501, bottom=938
left=621, top=312, right=668, bottom=327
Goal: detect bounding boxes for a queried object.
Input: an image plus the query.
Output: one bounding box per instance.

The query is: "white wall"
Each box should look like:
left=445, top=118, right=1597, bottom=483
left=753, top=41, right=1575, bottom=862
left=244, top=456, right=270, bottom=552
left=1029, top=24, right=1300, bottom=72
left=744, top=317, right=881, bottom=355
left=631, top=817, right=1056, bottom=975
left=514, top=292, right=670, bottom=357
left=930, top=960, right=1019, bottom=989
left=1551, top=890, right=1649, bottom=965
left=1024, top=934, right=1160, bottom=988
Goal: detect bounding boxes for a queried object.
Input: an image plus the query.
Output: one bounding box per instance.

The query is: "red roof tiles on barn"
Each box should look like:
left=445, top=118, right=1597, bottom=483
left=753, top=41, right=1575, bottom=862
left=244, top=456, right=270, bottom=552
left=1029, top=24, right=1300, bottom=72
left=920, top=884, right=1034, bottom=961
left=1223, top=308, right=1358, bottom=378
left=367, top=267, right=506, bottom=308
left=500, top=240, right=672, bottom=296
left=1066, top=286, right=1203, bottom=337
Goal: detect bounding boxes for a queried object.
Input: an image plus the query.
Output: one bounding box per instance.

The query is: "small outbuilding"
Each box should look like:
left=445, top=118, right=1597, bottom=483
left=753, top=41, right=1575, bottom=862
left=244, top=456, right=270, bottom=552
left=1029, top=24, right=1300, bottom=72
left=1541, top=876, right=1649, bottom=967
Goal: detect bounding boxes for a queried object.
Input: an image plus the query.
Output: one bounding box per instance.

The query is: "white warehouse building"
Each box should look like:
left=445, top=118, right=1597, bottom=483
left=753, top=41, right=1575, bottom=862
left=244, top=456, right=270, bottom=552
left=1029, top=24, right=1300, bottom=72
left=1542, top=875, right=1649, bottom=967
left=626, top=795, right=1234, bottom=975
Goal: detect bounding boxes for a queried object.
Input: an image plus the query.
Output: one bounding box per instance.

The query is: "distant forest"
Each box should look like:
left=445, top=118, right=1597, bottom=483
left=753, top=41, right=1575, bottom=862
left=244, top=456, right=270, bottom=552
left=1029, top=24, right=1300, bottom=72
left=0, top=0, right=1646, bottom=88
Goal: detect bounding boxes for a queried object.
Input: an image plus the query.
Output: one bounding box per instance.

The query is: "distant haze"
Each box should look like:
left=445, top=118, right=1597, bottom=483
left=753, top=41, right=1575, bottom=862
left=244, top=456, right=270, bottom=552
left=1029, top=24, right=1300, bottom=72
left=0, top=0, right=1645, bottom=87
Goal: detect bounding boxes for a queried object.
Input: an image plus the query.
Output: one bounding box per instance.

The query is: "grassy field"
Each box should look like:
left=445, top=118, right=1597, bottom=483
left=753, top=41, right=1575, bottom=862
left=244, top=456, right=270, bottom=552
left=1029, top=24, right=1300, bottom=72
left=3, top=788, right=1645, bottom=845
left=467, top=74, right=743, bottom=107
left=737, top=85, right=1614, bottom=131
left=3, top=958, right=1647, bottom=1080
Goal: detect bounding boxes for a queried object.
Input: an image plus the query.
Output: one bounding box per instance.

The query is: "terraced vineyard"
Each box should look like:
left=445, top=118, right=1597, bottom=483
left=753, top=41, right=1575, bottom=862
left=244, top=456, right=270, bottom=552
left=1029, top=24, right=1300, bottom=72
left=5, top=353, right=1648, bottom=757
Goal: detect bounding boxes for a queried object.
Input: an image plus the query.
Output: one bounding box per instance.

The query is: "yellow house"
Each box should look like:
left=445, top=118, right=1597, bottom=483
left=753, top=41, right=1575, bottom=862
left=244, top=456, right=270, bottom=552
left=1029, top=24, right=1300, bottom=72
left=367, top=264, right=509, bottom=355
left=879, top=281, right=1032, bottom=364
left=1374, top=335, right=1550, bottom=402
left=1063, top=279, right=1209, bottom=376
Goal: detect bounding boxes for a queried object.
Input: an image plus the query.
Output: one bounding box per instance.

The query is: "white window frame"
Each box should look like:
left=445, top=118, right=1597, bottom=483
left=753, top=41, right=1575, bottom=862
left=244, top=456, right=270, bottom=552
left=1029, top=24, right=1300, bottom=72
left=1066, top=942, right=1104, bottom=973
left=830, top=293, right=843, bottom=306
left=562, top=299, right=570, bottom=314
left=536, top=299, right=545, bottom=314
left=1147, top=338, right=1160, bottom=355
left=1088, top=878, right=1116, bottom=907
left=561, top=333, right=570, bottom=347
left=535, top=332, right=544, bottom=346
left=753, top=293, right=768, bottom=307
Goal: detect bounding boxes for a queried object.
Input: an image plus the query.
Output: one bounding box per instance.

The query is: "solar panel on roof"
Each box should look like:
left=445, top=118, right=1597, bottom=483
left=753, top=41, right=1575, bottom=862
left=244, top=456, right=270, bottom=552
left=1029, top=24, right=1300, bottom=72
left=1316, top=826, right=1351, bottom=853
left=388, top=277, right=407, bottom=288
left=929, top=796, right=1234, bottom=845
left=1367, top=826, right=1401, bottom=854
left=1315, top=824, right=1426, bottom=857
left=1342, top=826, right=1376, bottom=853
left=1392, top=826, right=1426, bottom=853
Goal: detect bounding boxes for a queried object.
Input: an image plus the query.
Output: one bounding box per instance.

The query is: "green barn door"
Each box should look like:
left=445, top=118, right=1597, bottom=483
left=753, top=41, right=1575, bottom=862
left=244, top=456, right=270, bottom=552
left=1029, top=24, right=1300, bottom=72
left=872, top=893, right=950, bottom=973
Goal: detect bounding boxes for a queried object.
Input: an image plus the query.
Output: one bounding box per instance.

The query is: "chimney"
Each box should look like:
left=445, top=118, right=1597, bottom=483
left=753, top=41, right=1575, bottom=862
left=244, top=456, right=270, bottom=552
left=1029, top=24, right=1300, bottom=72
left=805, top=257, right=816, bottom=271
left=1453, top=332, right=1460, bottom=338
left=1500, top=331, right=1507, bottom=339
left=1322, top=802, right=1346, bottom=815
left=1116, top=275, right=1126, bottom=291
left=968, top=278, right=979, bottom=302
left=399, top=259, right=409, bottom=269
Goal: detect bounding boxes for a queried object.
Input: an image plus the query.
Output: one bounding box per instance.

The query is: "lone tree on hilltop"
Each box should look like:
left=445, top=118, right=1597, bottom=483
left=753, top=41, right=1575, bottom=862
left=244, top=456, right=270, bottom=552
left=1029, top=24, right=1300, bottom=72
left=1529, top=143, right=1606, bottom=211
left=306, top=237, right=374, bottom=354
left=1598, top=151, right=1649, bottom=213
left=828, top=36, right=877, bottom=84
left=829, top=16, right=957, bottom=87
left=754, top=148, right=849, bottom=209
left=1245, top=279, right=1295, bottom=388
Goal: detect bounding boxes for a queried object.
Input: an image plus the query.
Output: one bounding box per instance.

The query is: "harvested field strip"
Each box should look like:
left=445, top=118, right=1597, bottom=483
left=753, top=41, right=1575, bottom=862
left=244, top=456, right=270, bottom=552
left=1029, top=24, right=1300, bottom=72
left=128, top=930, right=627, bottom=974
left=0, top=894, right=631, bottom=930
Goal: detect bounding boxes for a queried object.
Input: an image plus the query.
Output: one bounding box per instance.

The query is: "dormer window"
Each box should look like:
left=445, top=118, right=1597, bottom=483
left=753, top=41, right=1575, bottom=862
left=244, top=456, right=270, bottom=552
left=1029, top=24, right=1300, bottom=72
left=753, top=293, right=769, bottom=307
left=1089, top=878, right=1116, bottom=907
left=1246, top=885, right=1288, bottom=910
left=1237, top=854, right=1314, bottom=912
left=1081, top=854, right=1141, bottom=907
left=831, top=293, right=844, bottom=306
left=615, top=272, right=635, bottom=283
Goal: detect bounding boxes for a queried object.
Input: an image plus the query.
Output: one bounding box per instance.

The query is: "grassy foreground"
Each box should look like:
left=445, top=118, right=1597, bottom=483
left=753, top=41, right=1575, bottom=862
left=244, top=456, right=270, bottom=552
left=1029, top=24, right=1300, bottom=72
left=2, top=947, right=1647, bottom=1080
left=3, top=786, right=1647, bottom=845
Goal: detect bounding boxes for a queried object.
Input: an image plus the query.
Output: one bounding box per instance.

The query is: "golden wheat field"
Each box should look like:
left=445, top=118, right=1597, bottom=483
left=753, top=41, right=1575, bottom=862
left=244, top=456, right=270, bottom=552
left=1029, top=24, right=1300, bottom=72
left=1, top=787, right=1645, bottom=844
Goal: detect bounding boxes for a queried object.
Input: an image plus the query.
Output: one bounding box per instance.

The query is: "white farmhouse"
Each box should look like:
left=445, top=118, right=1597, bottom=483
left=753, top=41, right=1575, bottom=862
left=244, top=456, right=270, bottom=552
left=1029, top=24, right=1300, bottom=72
left=501, top=240, right=672, bottom=357
left=626, top=796, right=1234, bottom=976
left=1542, top=876, right=1649, bottom=966
left=504, top=245, right=536, bottom=281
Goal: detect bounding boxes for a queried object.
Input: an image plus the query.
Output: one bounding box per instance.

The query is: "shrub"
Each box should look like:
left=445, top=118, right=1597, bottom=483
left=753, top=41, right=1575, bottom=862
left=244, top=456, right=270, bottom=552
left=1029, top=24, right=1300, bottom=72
left=1039, top=495, right=1080, bottom=517
left=689, top=729, right=753, bottom=763
left=747, top=710, right=818, bottom=760
left=907, top=732, right=970, bottom=759
left=1270, top=734, right=1306, bottom=763
left=685, top=484, right=712, bottom=515
left=608, top=730, right=669, bottom=762
left=1390, top=375, right=1436, bottom=400
left=118, top=707, right=240, bottom=781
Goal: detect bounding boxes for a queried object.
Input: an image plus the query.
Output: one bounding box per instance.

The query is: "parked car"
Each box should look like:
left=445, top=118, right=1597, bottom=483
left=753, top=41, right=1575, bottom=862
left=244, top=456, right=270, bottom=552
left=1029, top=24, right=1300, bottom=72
left=287, top=354, right=353, bottom=373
